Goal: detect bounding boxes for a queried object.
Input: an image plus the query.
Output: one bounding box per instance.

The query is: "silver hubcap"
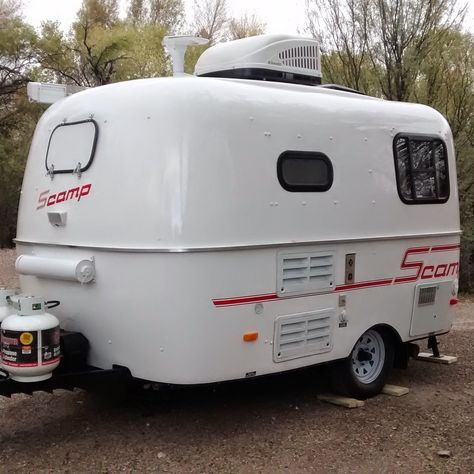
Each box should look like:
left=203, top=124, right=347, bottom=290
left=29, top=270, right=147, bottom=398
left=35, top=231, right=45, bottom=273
left=351, top=329, right=385, bottom=384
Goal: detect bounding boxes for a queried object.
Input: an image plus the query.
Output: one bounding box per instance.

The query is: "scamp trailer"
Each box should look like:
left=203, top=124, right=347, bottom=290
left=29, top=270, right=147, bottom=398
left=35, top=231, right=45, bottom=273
left=0, top=34, right=460, bottom=399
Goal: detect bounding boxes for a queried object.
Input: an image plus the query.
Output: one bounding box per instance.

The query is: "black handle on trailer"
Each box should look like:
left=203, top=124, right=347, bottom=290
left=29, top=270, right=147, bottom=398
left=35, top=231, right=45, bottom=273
left=45, top=300, right=60, bottom=309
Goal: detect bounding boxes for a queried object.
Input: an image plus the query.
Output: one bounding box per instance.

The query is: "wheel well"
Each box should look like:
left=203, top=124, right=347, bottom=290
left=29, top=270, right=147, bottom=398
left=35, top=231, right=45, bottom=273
left=368, top=324, right=406, bottom=369
left=369, top=324, right=402, bottom=346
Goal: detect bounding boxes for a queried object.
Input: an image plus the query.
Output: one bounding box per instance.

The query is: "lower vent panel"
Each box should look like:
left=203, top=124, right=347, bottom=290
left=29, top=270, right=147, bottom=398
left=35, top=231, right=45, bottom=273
left=273, top=308, right=335, bottom=362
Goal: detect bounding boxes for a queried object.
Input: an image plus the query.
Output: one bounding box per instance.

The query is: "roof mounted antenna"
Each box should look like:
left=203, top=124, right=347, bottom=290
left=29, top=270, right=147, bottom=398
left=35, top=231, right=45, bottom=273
left=163, top=36, right=209, bottom=76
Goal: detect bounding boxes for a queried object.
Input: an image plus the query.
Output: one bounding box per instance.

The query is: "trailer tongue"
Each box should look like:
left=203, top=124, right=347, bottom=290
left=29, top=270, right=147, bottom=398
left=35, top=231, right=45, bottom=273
left=0, top=291, right=131, bottom=396
left=0, top=362, right=131, bottom=398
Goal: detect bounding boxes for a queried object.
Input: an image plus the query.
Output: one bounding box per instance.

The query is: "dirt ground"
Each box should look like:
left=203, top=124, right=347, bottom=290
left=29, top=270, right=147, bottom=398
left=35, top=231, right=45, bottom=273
left=0, top=249, right=473, bottom=473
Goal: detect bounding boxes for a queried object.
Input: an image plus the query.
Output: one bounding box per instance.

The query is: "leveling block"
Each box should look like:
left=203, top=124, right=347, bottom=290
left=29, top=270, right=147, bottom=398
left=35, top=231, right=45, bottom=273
left=381, top=384, right=410, bottom=397
left=317, top=394, right=365, bottom=408
left=416, top=352, right=458, bottom=365
left=318, top=385, right=410, bottom=407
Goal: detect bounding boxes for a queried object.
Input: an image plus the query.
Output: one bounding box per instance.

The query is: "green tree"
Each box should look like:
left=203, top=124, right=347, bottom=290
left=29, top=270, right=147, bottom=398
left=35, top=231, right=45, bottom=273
left=115, top=23, right=170, bottom=80
left=415, top=30, right=474, bottom=290
left=0, top=0, right=37, bottom=124
left=127, top=0, right=147, bottom=25
left=0, top=0, right=39, bottom=247
left=77, top=0, right=120, bottom=27
left=127, top=0, right=184, bottom=31
left=37, top=0, right=129, bottom=87
left=227, top=13, right=266, bottom=40
left=191, top=0, right=228, bottom=44
left=306, top=0, right=474, bottom=291
left=306, top=0, right=465, bottom=99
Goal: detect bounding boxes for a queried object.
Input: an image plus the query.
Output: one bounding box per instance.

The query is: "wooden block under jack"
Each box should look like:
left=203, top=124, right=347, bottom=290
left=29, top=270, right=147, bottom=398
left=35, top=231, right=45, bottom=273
left=416, top=352, right=458, bottom=364
left=317, top=393, right=365, bottom=408
left=382, top=384, right=410, bottom=397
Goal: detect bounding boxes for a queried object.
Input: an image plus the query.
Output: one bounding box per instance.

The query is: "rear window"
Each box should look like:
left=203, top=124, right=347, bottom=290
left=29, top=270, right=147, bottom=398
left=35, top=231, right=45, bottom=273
left=277, top=151, right=333, bottom=192
left=394, top=135, right=449, bottom=204
left=45, top=119, right=98, bottom=175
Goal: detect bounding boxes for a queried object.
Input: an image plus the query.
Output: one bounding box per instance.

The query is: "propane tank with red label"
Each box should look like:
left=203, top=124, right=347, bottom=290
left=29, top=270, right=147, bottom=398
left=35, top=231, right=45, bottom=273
left=0, top=288, right=18, bottom=323
left=1, top=296, right=61, bottom=382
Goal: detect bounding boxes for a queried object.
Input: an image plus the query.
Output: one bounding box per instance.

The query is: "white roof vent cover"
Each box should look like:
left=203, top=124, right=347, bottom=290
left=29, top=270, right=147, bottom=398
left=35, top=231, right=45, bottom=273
left=195, top=34, right=322, bottom=85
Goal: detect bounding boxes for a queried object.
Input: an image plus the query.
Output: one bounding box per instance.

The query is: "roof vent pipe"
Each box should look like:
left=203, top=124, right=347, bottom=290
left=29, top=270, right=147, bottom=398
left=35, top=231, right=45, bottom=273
left=163, top=36, right=209, bottom=76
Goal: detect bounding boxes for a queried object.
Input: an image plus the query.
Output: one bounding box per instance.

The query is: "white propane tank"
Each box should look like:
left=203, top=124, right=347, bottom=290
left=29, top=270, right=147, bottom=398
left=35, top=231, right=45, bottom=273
left=1, top=296, right=61, bottom=382
left=0, top=288, right=18, bottom=323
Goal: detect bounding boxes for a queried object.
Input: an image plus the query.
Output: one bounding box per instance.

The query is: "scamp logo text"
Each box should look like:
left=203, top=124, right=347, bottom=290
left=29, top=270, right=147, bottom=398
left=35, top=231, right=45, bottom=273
left=36, top=184, right=92, bottom=210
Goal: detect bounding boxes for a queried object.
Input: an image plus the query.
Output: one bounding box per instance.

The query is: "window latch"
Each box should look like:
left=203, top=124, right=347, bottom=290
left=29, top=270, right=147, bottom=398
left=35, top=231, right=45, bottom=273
left=73, top=162, right=82, bottom=178
left=46, top=164, right=55, bottom=180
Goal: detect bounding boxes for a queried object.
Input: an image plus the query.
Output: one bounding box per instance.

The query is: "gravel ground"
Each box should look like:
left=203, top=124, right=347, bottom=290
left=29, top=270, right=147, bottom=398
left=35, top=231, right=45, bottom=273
left=0, top=249, right=19, bottom=288
left=0, top=249, right=473, bottom=473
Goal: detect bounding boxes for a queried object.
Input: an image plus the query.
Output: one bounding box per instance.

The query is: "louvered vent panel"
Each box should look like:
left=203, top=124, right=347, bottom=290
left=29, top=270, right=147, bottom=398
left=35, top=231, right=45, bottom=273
left=278, top=251, right=335, bottom=296
left=277, top=45, right=320, bottom=72
left=274, top=309, right=335, bottom=362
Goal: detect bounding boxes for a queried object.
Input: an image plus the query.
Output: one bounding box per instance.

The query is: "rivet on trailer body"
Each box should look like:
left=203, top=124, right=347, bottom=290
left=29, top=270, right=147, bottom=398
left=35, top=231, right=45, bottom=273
left=249, top=116, right=254, bottom=121
left=254, top=303, right=264, bottom=314
left=301, top=201, right=307, bottom=206
left=297, top=134, right=302, bottom=139
left=264, top=131, right=271, bottom=136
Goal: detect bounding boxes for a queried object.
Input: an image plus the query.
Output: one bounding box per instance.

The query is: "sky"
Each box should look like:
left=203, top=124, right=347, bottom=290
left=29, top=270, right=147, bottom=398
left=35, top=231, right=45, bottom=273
left=21, top=0, right=474, bottom=34
left=22, top=0, right=309, bottom=35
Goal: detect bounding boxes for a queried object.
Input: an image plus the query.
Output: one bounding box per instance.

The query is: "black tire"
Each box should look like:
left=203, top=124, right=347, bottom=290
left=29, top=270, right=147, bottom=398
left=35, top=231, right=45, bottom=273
left=329, top=327, right=395, bottom=399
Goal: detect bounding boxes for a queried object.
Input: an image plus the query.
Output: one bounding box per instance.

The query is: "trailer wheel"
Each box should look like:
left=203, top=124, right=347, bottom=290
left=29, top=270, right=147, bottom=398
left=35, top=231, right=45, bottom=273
left=330, top=328, right=394, bottom=399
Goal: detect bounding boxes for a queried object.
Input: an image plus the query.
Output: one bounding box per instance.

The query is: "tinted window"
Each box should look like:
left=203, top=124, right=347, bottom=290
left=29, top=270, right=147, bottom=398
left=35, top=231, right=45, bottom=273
left=45, top=119, right=98, bottom=175
left=394, top=135, right=449, bottom=204
left=277, top=151, right=333, bottom=192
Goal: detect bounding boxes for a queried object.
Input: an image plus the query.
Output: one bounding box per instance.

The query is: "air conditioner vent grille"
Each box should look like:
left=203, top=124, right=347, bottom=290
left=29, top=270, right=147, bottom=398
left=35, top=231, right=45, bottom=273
left=277, top=45, right=320, bottom=71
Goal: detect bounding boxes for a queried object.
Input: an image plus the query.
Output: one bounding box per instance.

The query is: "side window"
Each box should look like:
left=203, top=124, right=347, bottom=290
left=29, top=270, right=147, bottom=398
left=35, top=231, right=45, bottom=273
left=394, top=135, right=449, bottom=204
left=277, top=151, right=333, bottom=192
left=45, top=119, right=98, bottom=175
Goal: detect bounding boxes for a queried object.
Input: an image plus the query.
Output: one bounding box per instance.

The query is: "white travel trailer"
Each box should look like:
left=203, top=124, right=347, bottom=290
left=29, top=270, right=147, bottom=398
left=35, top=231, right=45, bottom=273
left=1, top=34, right=460, bottom=398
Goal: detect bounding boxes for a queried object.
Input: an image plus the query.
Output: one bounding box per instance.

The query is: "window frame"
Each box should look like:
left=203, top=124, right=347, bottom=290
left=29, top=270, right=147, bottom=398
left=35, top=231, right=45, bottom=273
left=45, top=119, right=99, bottom=175
left=393, top=133, right=450, bottom=205
left=277, top=150, right=334, bottom=192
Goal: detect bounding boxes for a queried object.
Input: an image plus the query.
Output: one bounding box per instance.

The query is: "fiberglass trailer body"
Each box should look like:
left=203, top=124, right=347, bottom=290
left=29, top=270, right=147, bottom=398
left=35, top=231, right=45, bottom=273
left=7, top=35, right=461, bottom=398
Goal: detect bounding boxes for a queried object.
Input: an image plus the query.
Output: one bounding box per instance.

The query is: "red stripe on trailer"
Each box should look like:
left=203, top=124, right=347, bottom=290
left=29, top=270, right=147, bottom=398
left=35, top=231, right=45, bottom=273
left=404, top=246, right=431, bottom=254
left=393, top=276, right=418, bottom=284
left=335, top=278, right=393, bottom=292
left=212, top=242, right=460, bottom=307
left=430, top=244, right=460, bottom=252
left=213, top=293, right=279, bottom=307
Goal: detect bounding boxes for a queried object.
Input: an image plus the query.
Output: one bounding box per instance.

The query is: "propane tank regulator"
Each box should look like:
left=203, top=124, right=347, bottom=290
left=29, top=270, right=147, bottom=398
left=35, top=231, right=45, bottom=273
left=1, top=295, right=61, bottom=383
